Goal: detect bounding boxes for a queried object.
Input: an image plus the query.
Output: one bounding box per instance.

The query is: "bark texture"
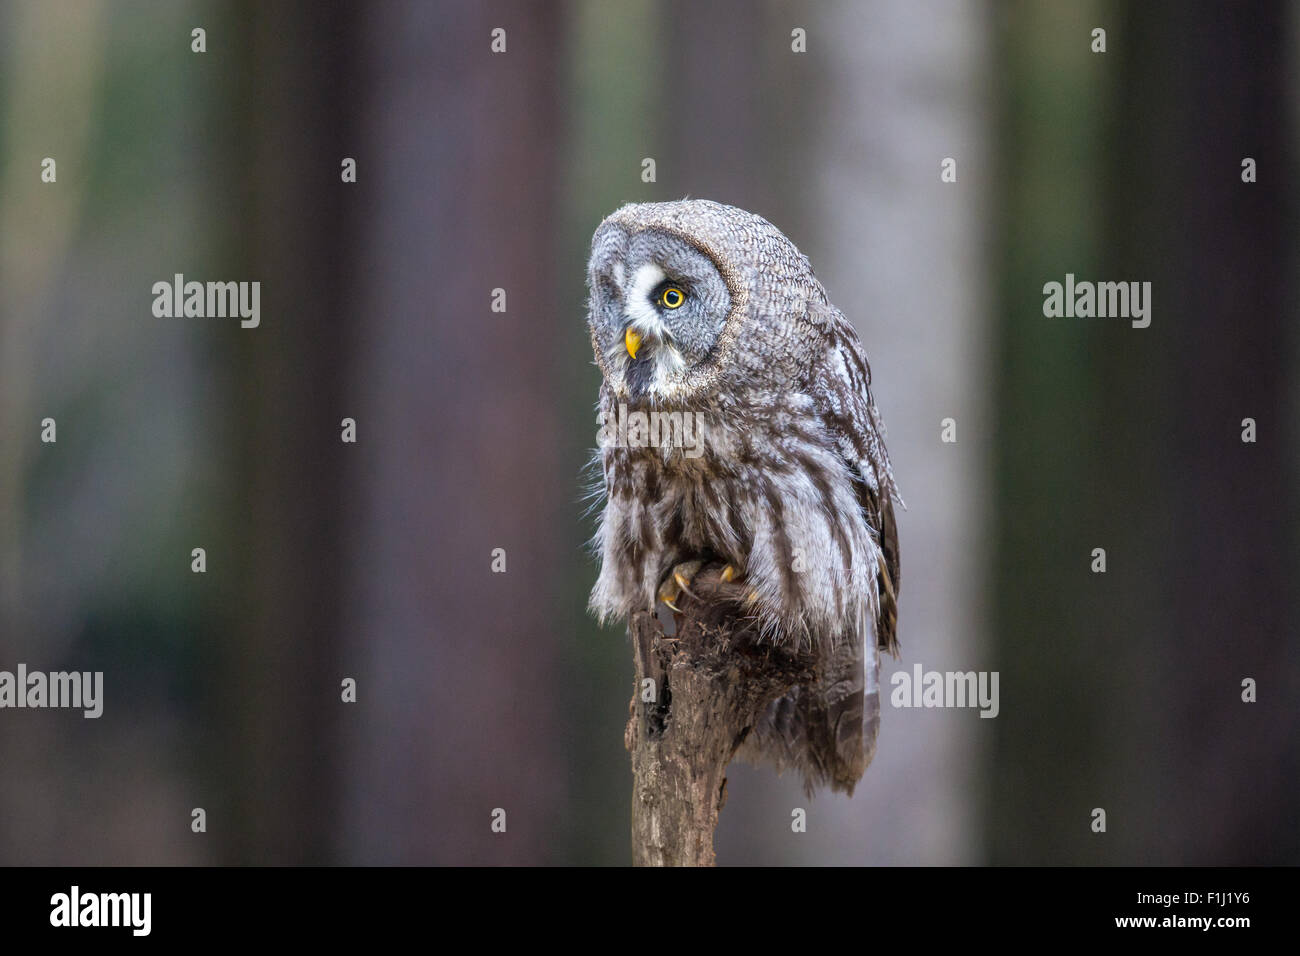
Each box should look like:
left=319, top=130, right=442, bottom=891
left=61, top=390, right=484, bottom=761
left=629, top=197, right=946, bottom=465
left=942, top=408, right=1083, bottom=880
left=626, top=564, right=815, bottom=866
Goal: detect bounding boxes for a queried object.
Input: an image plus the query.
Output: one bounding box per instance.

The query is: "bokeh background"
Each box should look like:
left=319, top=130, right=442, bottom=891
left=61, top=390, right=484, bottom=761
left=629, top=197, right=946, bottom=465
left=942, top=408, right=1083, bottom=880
left=1, top=0, right=1296, bottom=865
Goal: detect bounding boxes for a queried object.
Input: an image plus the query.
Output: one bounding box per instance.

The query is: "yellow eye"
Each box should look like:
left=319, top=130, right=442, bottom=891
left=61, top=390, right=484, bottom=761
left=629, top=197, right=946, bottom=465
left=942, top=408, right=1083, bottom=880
left=660, top=286, right=686, bottom=309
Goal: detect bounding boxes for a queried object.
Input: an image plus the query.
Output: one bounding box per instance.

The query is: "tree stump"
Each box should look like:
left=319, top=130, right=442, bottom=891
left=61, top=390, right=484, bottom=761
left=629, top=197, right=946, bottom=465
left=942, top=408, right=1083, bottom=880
left=625, top=563, right=816, bottom=866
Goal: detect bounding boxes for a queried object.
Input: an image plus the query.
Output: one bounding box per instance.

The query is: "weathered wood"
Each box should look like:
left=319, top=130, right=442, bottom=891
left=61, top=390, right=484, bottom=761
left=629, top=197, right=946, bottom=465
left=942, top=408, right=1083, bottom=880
left=625, top=565, right=815, bottom=866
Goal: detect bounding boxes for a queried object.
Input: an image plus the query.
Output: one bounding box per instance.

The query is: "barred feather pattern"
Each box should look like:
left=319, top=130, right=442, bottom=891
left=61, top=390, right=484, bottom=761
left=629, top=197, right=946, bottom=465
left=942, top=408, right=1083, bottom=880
left=586, top=199, right=900, bottom=796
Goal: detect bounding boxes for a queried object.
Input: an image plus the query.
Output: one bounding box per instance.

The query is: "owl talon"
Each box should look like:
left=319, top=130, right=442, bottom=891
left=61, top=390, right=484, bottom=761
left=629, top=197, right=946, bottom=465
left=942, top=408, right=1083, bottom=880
left=658, top=559, right=704, bottom=610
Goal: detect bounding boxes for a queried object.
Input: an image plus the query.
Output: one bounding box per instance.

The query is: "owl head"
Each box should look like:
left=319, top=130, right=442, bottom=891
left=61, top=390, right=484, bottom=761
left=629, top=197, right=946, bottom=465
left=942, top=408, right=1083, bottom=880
left=587, top=199, right=819, bottom=406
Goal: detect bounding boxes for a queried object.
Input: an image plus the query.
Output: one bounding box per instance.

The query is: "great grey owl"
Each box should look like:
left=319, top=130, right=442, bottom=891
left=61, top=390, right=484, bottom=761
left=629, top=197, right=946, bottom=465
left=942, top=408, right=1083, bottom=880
left=586, top=199, right=901, bottom=795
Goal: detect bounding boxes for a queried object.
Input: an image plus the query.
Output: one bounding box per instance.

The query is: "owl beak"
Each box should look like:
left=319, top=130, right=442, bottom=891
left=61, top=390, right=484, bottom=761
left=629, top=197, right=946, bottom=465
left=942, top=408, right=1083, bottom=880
left=625, top=327, right=643, bottom=359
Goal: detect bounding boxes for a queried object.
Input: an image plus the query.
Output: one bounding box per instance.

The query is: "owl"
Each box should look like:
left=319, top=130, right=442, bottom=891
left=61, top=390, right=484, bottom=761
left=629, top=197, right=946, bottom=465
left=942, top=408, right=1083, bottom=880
left=586, top=199, right=901, bottom=796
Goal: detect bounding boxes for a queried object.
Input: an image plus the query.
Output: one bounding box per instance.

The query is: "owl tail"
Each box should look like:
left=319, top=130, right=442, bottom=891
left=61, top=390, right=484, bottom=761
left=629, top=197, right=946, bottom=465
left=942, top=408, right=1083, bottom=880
left=811, top=638, right=880, bottom=795
left=739, top=639, right=881, bottom=796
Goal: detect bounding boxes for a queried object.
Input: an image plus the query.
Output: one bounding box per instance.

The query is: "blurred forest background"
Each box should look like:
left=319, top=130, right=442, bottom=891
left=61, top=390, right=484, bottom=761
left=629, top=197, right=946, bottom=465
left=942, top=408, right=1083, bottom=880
left=0, top=0, right=1296, bottom=865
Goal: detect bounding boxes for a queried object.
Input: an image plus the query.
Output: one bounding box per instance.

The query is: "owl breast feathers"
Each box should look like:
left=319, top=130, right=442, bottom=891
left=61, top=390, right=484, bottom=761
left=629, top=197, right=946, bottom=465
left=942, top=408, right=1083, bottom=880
left=586, top=199, right=901, bottom=795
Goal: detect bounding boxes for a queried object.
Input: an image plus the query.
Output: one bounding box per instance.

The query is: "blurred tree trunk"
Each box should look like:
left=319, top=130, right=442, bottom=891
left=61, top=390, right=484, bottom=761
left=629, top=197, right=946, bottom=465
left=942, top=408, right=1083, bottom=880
left=211, top=1, right=363, bottom=863
left=1104, top=0, right=1297, bottom=863
left=339, top=0, right=571, bottom=864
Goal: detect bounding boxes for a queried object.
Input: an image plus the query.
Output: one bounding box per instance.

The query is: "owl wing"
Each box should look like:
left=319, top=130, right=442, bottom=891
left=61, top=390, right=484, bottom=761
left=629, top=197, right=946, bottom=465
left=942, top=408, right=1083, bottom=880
left=736, top=300, right=899, bottom=795
left=807, top=300, right=901, bottom=656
